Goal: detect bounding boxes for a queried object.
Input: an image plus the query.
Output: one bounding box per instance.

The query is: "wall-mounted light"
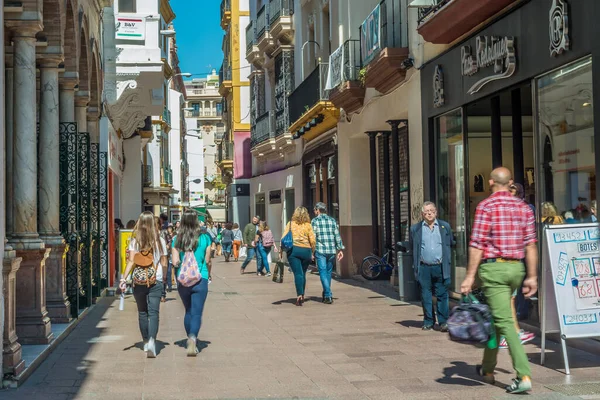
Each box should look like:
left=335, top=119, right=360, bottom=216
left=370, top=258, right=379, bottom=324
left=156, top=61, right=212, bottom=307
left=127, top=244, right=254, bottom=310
left=160, top=29, right=176, bottom=37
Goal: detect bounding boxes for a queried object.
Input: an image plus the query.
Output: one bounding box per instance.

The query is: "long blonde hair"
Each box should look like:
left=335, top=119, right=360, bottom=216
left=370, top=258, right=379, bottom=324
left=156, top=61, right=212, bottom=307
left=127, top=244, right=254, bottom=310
left=291, top=207, right=311, bottom=225
left=132, top=211, right=160, bottom=252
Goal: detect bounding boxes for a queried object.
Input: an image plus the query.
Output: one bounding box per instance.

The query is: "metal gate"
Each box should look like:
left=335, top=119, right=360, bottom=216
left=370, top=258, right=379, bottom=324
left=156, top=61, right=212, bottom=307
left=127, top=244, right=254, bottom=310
left=99, top=151, right=109, bottom=289
left=78, top=132, right=93, bottom=309
left=59, top=122, right=82, bottom=317
left=90, top=143, right=101, bottom=298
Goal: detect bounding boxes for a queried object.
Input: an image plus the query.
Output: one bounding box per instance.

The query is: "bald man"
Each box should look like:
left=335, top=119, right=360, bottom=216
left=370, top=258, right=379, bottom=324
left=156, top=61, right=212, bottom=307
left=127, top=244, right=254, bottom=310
left=461, top=167, right=538, bottom=394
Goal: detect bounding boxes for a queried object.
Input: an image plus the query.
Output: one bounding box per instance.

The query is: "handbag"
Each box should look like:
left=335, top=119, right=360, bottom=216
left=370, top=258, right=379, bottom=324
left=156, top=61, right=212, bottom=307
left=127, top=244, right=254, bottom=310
left=239, top=246, right=247, bottom=259
left=447, top=294, right=497, bottom=349
left=281, top=223, right=294, bottom=252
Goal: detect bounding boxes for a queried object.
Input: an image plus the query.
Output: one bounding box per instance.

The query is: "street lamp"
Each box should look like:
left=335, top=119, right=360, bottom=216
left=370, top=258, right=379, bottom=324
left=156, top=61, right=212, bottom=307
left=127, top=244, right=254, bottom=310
left=301, top=40, right=321, bottom=80
left=160, top=29, right=177, bottom=37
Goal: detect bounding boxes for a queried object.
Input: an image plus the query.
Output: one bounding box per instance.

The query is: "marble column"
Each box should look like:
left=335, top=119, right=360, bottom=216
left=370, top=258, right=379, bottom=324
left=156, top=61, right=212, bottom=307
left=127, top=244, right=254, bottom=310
left=75, top=94, right=89, bottom=133
left=9, top=25, right=53, bottom=344
left=5, top=64, right=14, bottom=238
left=59, top=78, right=77, bottom=123
left=3, top=250, right=24, bottom=377
left=87, top=108, right=100, bottom=143
left=39, top=58, right=71, bottom=323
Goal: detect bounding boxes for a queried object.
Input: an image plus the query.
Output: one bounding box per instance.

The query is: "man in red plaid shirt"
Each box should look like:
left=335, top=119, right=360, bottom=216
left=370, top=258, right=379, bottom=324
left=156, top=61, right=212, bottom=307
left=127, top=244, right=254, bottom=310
left=461, top=167, right=538, bottom=394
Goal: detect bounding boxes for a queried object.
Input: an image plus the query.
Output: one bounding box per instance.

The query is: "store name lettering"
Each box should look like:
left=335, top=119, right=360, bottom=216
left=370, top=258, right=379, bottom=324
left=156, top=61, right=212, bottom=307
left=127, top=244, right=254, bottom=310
left=461, top=36, right=517, bottom=95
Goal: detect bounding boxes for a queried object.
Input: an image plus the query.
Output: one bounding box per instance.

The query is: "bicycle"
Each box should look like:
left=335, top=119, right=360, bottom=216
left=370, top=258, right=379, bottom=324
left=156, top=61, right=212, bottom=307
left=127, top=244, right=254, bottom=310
left=360, top=248, right=395, bottom=280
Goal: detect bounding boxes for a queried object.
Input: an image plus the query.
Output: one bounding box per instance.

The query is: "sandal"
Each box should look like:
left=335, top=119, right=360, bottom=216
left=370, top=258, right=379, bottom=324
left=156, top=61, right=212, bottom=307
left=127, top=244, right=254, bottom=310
left=160, top=297, right=166, bottom=303
left=295, top=296, right=303, bottom=306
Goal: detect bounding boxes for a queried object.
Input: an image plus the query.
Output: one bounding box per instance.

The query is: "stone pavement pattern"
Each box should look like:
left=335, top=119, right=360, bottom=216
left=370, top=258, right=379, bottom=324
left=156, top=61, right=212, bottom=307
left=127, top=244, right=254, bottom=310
left=2, top=258, right=600, bottom=400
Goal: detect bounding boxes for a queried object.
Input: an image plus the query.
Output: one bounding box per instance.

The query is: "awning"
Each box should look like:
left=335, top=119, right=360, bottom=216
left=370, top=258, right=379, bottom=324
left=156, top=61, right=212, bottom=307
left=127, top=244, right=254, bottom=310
left=206, top=207, right=227, bottom=223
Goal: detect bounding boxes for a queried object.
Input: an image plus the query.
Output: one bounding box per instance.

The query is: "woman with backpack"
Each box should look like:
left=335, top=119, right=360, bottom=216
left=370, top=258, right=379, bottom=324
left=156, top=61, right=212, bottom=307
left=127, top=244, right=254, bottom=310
left=171, top=208, right=212, bottom=357
left=119, top=211, right=168, bottom=358
left=220, top=222, right=235, bottom=262
left=255, top=221, right=277, bottom=277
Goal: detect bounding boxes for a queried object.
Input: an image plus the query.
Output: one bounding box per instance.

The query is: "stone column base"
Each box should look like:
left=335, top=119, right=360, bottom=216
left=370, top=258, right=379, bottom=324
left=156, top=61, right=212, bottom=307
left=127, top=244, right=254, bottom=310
left=15, top=248, right=54, bottom=345
left=44, top=241, right=72, bottom=323
left=3, top=251, right=25, bottom=376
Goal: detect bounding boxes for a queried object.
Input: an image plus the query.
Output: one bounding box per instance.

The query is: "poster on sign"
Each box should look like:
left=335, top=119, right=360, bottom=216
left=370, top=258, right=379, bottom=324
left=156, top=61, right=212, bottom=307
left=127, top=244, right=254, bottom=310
left=541, top=223, right=600, bottom=374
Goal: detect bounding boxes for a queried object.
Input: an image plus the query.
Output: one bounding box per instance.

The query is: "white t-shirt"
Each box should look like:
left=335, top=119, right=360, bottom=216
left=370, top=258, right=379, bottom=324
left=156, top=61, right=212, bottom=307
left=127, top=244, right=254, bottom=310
left=129, top=237, right=167, bottom=282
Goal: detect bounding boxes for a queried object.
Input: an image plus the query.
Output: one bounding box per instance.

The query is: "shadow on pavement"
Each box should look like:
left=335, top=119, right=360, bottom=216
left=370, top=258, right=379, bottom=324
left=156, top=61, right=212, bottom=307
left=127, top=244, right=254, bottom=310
left=174, top=339, right=211, bottom=353
left=396, top=320, right=425, bottom=329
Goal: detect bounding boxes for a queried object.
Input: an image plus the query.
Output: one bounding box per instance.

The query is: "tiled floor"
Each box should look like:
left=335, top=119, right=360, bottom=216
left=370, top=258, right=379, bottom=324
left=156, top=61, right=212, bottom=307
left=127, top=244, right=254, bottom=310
left=2, top=257, right=600, bottom=399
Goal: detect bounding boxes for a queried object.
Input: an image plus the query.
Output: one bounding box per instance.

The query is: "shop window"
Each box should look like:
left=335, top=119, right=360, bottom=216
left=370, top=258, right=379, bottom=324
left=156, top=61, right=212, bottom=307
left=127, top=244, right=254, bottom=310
left=255, top=193, right=266, bottom=221
left=536, top=57, right=596, bottom=223
left=285, top=189, right=295, bottom=225
left=435, top=108, right=467, bottom=292
left=119, top=0, right=136, bottom=13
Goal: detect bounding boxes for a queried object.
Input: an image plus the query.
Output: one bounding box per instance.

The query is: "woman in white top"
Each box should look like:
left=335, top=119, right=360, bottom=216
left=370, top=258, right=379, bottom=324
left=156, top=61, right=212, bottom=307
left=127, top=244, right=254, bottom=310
left=120, top=211, right=167, bottom=358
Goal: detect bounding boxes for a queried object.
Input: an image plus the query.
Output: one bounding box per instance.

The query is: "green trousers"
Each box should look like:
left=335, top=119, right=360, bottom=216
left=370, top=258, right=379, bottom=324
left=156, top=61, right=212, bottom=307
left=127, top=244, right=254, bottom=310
left=479, top=261, right=531, bottom=378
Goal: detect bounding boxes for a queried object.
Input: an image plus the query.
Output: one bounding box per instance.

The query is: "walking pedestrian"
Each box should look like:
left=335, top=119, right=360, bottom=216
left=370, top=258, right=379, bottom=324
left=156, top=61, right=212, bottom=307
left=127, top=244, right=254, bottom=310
left=461, top=167, right=538, bottom=394
left=171, top=208, right=212, bottom=357
left=220, top=223, right=234, bottom=262
left=311, top=202, right=344, bottom=304
left=281, top=207, right=316, bottom=306
left=409, top=201, right=454, bottom=331
left=232, top=223, right=243, bottom=261
left=119, top=211, right=167, bottom=358
left=255, top=221, right=277, bottom=276
left=216, top=223, right=223, bottom=256
left=206, top=221, right=218, bottom=258
left=240, top=216, right=262, bottom=274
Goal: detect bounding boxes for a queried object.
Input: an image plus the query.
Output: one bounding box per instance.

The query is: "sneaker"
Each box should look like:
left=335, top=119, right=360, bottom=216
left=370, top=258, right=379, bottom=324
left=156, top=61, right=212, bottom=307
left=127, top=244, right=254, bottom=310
left=422, top=325, right=433, bottom=331
left=186, top=336, right=197, bottom=357
left=324, top=297, right=333, bottom=304
left=505, top=376, right=532, bottom=394
left=240, top=267, right=244, bottom=275
left=439, top=323, right=449, bottom=333
left=476, top=365, right=495, bottom=385
left=519, top=330, right=535, bottom=345
left=499, top=336, right=508, bottom=349
left=266, top=272, right=272, bottom=277
left=143, top=342, right=148, bottom=352
left=146, top=338, right=156, bottom=358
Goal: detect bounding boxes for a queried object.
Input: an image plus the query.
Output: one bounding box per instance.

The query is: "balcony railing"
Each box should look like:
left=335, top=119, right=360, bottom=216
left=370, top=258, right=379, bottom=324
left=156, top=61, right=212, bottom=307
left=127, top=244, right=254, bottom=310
left=218, top=64, right=232, bottom=84
left=360, top=0, right=407, bottom=65
left=162, top=108, right=171, bottom=126
left=327, top=39, right=361, bottom=90
left=162, top=167, right=173, bottom=186
left=418, top=0, right=450, bottom=25
left=269, top=0, right=293, bottom=26
left=246, top=21, right=255, bottom=53
left=256, top=4, right=269, bottom=38
left=288, top=63, right=329, bottom=125
left=251, top=110, right=275, bottom=148
left=220, top=0, right=231, bottom=21
left=144, top=165, right=152, bottom=187
left=218, top=142, right=234, bottom=163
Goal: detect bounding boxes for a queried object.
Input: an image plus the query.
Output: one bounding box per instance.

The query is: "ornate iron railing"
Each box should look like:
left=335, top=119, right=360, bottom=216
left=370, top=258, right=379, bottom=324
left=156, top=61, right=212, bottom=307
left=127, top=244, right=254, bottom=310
left=417, top=0, right=450, bottom=25
left=251, top=110, right=275, bottom=148
left=328, top=39, right=361, bottom=89
left=269, top=0, right=293, bottom=26
left=246, top=21, right=255, bottom=53
left=256, top=4, right=269, bottom=38
left=360, top=0, right=407, bottom=65
left=275, top=49, right=294, bottom=136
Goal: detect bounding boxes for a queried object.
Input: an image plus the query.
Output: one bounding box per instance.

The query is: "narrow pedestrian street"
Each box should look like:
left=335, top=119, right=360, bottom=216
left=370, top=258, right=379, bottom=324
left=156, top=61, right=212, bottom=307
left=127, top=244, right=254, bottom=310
left=2, top=258, right=600, bottom=400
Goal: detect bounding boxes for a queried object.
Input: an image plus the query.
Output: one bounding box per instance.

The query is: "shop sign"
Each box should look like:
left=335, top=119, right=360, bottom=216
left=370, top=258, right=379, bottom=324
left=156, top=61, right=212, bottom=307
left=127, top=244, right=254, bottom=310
left=461, top=36, right=517, bottom=95
left=433, top=65, right=445, bottom=108
left=269, top=190, right=282, bottom=204
left=549, top=0, right=570, bottom=57
left=360, top=4, right=381, bottom=65
left=191, top=191, right=204, bottom=202
left=116, top=17, right=145, bottom=40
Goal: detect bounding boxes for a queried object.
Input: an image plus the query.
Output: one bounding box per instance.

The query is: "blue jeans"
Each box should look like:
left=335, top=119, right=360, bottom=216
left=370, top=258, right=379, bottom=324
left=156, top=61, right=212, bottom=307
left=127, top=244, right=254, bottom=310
left=166, top=261, right=173, bottom=290
left=316, top=252, right=335, bottom=298
left=222, top=242, right=232, bottom=256
left=177, top=279, right=209, bottom=338
left=417, top=264, right=450, bottom=327
left=256, top=243, right=272, bottom=274
left=241, top=247, right=262, bottom=271
left=288, top=247, right=313, bottom=296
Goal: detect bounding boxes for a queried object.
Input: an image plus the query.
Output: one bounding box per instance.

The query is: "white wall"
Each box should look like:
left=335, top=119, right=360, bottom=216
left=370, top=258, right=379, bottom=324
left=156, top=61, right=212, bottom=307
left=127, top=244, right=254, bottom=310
left=185, top=118, right=205, bottom=206
left=169, top=89, right=183, bottom=199
left=121, top=136, right=143, bottom=221
left=148, top=126, right=161, bottom=186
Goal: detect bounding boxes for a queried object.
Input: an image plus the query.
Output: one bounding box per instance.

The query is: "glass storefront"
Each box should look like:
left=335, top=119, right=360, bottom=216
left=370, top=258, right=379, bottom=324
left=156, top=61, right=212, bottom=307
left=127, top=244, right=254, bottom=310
left=536, top=57, right=596, bottom=223
left=435, top=109, right=468, bottom=291
left=433, top=56, right=597, bottom=293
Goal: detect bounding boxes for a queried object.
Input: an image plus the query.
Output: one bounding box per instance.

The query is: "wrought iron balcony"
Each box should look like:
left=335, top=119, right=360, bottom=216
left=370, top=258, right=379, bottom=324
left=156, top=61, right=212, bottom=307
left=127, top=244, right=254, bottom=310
left=288, top=63, right=340, bottom=142
left=161, top=167, right=173, bottom=186
left=218, top=142, right=234, bottom=166
left=274, top=49, right=294, bottom=138
left=327, top=39, right=365, bottom=114
left=359, top=0, right=409, bottom=94
left=162, top=108, right=171, bottom=126
left=246, top=21, right=255, bottom=55
left=269, top=0, right=294, bottom=44
left=256, top=3, right=276, bottom=56
left=218, top=63, right=232, bottom=96
left=251, top=110, right=275, bottom=148
left=417, top=0, right=518, bottom=44
left=220, top=0, right=231, bottom=29
left=246, top=20, right=263, bottom=67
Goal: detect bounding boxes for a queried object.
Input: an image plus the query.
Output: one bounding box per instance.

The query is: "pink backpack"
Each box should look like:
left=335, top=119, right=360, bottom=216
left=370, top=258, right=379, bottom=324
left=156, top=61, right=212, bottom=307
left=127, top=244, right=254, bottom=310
left=261, top=230, right=275, bottom=247
left=177, top=251, right=202, bottom=287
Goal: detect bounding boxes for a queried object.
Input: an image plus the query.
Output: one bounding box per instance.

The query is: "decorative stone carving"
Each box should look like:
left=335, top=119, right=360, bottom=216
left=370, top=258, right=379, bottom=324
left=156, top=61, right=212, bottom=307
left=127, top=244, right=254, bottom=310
left=3, top=253, right=24, bottom=377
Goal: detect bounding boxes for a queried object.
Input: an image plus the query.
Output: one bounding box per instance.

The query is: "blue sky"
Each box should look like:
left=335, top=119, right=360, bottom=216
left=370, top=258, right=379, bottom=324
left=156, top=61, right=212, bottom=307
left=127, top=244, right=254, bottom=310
left=171, top=0, right=223, bottom=77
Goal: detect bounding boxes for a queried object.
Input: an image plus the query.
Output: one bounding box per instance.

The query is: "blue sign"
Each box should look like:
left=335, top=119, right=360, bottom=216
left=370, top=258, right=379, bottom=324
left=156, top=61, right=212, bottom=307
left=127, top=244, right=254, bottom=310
left=361, top=4, right=381, bottom=65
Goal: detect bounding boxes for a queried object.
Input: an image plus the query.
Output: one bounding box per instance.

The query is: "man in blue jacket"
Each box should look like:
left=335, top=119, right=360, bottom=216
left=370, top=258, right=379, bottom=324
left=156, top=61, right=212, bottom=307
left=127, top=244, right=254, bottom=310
left=409, top=201, right=454, bottom=332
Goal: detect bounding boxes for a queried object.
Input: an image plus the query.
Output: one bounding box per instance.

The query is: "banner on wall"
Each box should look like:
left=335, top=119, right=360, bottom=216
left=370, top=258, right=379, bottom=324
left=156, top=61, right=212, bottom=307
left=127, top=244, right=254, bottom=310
left=119, top=230, right=133, bottom=277
left=541, top=223, right=600, bottom=374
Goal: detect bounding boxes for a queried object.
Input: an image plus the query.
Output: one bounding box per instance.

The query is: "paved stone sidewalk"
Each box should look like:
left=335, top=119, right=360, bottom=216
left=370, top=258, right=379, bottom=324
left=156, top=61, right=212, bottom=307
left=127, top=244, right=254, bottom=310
left=2, top=257, right=600, bottom=400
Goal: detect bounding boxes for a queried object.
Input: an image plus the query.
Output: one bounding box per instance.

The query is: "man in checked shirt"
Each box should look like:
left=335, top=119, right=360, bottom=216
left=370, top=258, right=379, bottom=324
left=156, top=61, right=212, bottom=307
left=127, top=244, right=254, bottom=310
left=461, top=167, right=538, bottom=394
left=312, top=202, right=344, bottom=304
